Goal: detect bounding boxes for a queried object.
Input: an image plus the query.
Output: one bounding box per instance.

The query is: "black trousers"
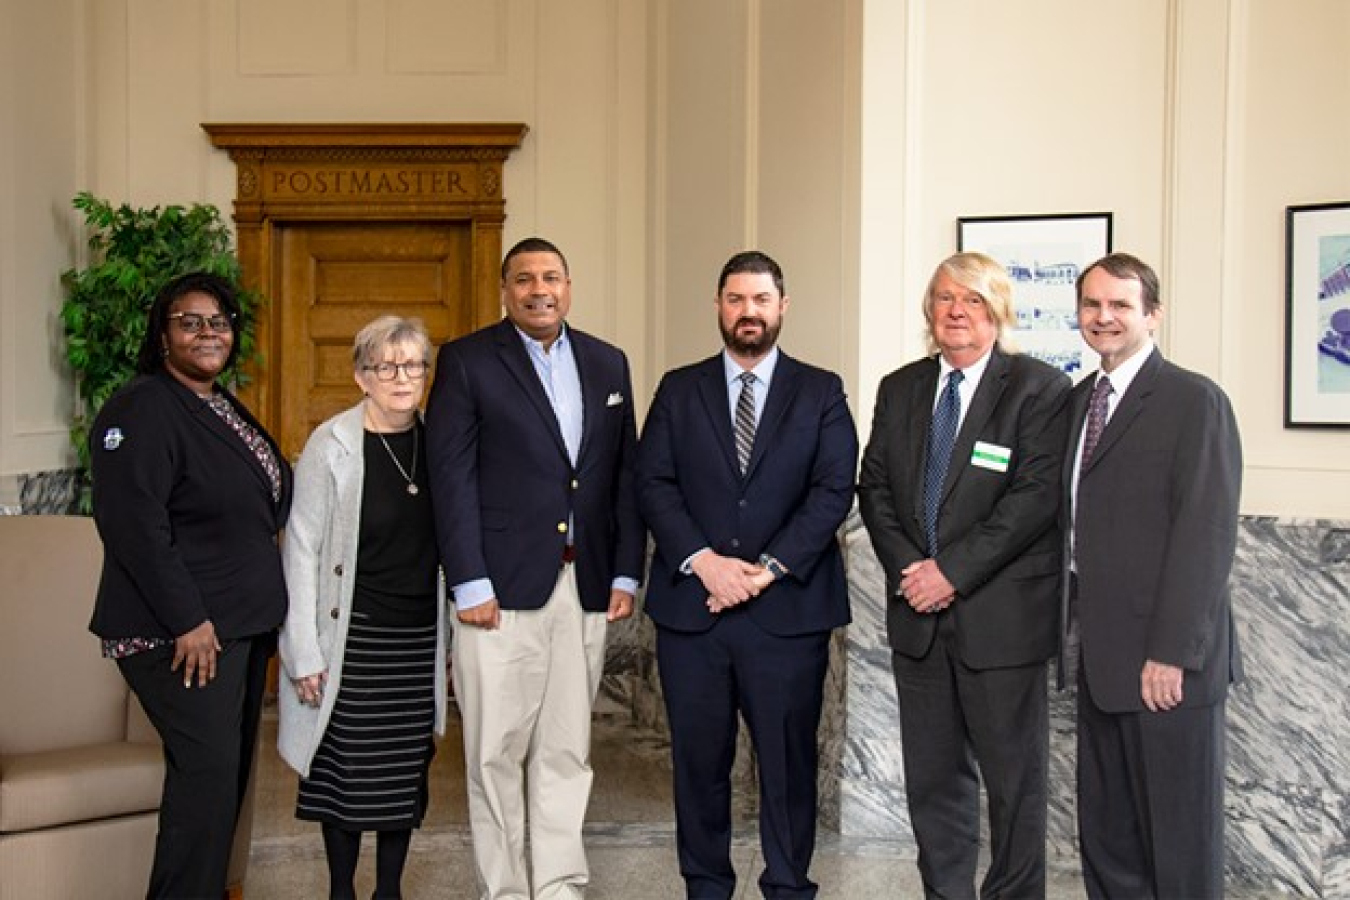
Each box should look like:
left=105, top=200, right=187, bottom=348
left=119, top=633, right=274, bottom=900
left=1076, top=668, right=1227, bottom=900
left=657, top=611, right=830, bottom=900
left=891, top=614, right=1049, bottom=900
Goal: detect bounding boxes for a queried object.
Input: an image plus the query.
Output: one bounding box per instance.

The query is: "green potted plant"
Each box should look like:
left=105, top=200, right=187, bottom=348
left=60, top=191, right=261, bottom=511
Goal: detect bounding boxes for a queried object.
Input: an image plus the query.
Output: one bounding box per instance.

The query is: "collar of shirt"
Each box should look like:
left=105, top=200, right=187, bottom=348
left=515, top=322, right=583, bottom=464
left=1095, top=339, right=1154, bottom=419
left=514, top=321, right=569, bottom=356
left=723, top=346, right=780, bottom=425
left=934, top=347, right=992, bottom=428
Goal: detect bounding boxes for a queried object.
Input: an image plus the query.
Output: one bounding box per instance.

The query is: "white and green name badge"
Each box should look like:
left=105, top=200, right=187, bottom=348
left=971, top=440, right=1011, bottom=473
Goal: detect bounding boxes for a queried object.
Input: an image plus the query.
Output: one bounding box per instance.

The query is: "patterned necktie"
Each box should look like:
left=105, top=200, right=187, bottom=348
left=735, top=371, right=757, bottom=474
left=1081, top=376, right=1113, bottom=467
left=923, top=369, right=963, bottom=555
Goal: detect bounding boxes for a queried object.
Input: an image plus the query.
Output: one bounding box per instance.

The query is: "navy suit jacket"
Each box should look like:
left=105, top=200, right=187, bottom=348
left=425, top=319, right=645, bottom=612
left=859, top=348, right=1070, bottom=669
left=88, top=372, right=292, bottom=641
left=637, top=352, right=858, bottom=636
left=1063, top=348, right=1243, bottom=712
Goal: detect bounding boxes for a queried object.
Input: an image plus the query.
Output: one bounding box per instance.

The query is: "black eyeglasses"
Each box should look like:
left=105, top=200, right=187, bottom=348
left=363, top=361, right=429, bottom=381
left=169, top=312, right=235, bottom=334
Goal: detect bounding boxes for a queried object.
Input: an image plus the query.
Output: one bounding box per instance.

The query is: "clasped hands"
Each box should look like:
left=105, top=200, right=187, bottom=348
left=900, top=559, right=956, bottom=614
left=693, top=552, right=775, bottom=613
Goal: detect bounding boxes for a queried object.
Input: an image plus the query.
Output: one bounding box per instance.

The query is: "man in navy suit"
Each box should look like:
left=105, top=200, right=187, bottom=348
left=1065, top=253, right=1242, bottom=899
left=426, top=237, right=645, bottom=900
left=858, top=252, right=1070, bottom=899
left=637, top=250, right=858, bottom=900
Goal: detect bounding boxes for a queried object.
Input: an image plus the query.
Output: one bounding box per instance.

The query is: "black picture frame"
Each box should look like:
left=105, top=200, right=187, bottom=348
left=957, top=212, right=1112, bottom=380
left=1284, top=201, right=1350, bottom=428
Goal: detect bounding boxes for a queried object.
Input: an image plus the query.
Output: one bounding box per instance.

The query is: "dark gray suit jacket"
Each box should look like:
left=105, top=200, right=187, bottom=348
left=859, top=348, right=1070, bottom=669
left=1064, top=348, right=1243, bottom=713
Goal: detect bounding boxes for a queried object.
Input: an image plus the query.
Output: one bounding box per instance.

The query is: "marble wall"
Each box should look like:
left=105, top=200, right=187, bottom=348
left=0, top=470, right=79, bottom=515
left=604, top=511, right=1350, bottom=897
left=839, top=512, right=1350, bottom=898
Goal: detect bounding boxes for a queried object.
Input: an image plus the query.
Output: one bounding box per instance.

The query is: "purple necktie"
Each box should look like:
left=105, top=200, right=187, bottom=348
left=1081, top=376, right=1113, bottom=466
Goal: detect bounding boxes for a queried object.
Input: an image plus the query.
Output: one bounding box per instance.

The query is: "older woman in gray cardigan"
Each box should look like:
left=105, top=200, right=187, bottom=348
left=278, top=316, right=447, bottom=900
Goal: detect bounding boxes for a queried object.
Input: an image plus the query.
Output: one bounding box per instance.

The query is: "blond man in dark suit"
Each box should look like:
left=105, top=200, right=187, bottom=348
left=859, top=252, right=1070, bottom=899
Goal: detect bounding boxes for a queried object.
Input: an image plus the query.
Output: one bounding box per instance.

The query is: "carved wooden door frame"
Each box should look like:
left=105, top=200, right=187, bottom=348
left=202, top=122, right=527, bottom=426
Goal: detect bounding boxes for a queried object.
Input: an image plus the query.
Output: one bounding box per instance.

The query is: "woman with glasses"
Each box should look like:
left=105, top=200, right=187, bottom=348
left=278, top=315, right=446, bottom=900
left=88, top=271, right=291, bottom=899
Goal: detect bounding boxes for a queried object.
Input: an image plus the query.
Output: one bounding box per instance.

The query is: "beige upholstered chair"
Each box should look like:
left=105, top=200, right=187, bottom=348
left=0, top=515, right=254, bottom=899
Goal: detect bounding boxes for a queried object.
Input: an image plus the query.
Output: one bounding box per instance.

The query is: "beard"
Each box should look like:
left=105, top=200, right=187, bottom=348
left=721, top=316, right=781, bottom=357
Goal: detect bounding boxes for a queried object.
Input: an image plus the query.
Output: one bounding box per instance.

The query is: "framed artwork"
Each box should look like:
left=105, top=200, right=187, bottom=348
left=957, top=212, right=1112, bottom=380
left=1285, top=201, right=1350, bottom=428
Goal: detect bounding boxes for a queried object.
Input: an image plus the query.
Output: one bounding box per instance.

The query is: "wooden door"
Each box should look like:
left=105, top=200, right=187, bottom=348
left=273, top=220, right=481, bottom=461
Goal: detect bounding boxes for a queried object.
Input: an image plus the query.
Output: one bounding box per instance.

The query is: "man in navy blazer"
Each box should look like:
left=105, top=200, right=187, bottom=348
left=638, top=250, right=858, bottom=899
left=426, top=238, right=645, bottom=900
left=858, top=252, right=1070, bottom=899
left=1065, top=253, right=1242, bottom=899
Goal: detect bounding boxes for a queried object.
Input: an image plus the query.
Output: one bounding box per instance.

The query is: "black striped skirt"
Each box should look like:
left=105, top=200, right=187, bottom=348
left=296, top=609, right=437, bottom=831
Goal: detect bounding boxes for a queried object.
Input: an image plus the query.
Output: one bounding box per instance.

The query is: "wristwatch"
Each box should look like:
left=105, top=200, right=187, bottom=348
left=759, top=554, right=789, bottom=581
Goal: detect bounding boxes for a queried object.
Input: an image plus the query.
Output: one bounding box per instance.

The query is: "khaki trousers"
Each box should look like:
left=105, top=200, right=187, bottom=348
left=453, top=563, right=608, bottom=900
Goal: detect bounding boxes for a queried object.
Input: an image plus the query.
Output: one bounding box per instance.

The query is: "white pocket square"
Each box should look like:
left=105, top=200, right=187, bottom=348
left=606, top=392, right=624, bottom=407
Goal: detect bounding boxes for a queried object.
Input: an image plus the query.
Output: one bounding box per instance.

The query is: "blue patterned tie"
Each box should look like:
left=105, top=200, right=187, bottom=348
left=734, top=372, right=756, bottom=475
left=924, top=369, right=963, bottom=555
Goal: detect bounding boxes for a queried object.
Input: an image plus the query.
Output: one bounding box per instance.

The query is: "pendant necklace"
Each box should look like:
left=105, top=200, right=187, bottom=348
left=377, top=425, right=419, bottom=496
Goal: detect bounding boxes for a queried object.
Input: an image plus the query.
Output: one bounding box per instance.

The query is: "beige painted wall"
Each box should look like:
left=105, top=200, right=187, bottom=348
left=2, top=0, right=1347, bottom=517
left=0, top=0, right=652, bottom=484
left=857, top=0, right=1350, bottom=519
left=1229, top=1, right=1350, bottom=515
left=652, top=0, right=862, bottom=388
left=0, top=0, right=83, bottom=478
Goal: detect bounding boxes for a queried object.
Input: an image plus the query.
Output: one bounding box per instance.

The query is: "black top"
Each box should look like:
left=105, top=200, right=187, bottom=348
left=356, top=424, right=438, bottom=625
left=88, top=372, right=292, bottom=640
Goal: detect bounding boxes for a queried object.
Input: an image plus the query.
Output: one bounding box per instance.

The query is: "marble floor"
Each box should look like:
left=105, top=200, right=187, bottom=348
left=243, top=703, right=1290, bottom=899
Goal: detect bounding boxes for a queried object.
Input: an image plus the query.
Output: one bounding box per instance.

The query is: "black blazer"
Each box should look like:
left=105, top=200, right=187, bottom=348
left=88, top=372, right=292, bottom=641
left=637, top=352, right=858, bottom=636
left=425, top=319, right=645, bottom=612
left=859, top=348, right=1070, bottom=668
left=1063, top=348, right=1243, bottom=712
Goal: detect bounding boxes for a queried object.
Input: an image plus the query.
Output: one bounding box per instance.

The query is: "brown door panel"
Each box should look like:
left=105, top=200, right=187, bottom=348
left=274, top=221, right=483, bottom=461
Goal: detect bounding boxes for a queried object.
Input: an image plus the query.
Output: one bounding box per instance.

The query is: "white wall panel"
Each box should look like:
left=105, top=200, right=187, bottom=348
left=237, top=0, right=357, bottom=76
left=0, top=0, right=81, bottom=476
left=386, top=0, right=506, bottom=75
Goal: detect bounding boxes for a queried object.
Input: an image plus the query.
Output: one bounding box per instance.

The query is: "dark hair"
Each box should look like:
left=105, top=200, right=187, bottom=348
left=1077, top=252, right=1161, bottom=314
left=501, top=237, right=569, bottom=280
left=717, top=250, right=785, bottom=297
left=135, top=271, right=244, bottom=375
